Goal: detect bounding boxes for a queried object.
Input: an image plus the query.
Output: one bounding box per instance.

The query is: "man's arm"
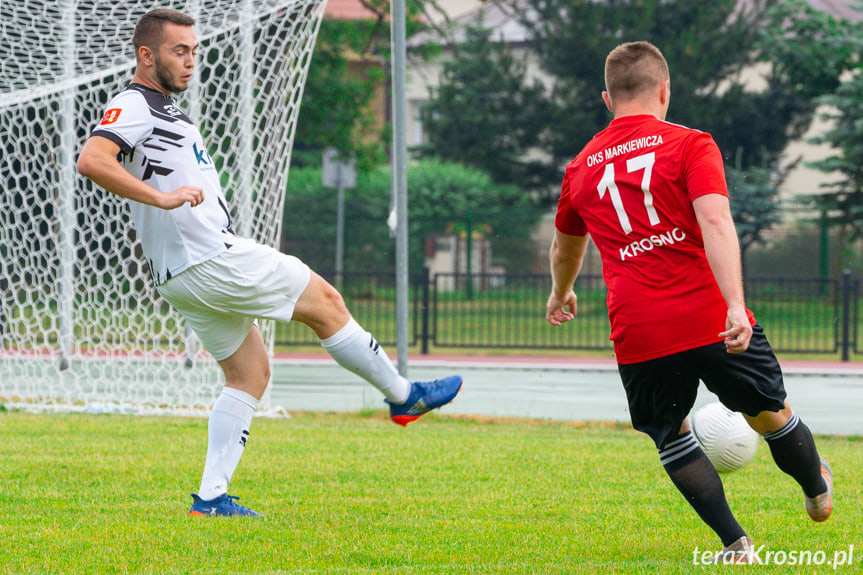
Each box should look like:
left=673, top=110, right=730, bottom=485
left=692, top=192, right=751, bottom=353
left=77, top=135, right=204, bottom=209
left=546, top=229, right=590, bottom=326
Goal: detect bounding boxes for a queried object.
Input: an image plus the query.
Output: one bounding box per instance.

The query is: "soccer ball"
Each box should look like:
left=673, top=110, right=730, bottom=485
left=690, top=402, right=759, bottom=473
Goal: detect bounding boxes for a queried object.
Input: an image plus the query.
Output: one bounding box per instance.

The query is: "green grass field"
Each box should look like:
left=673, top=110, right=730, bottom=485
left=1, top=410, right=861, bottom=574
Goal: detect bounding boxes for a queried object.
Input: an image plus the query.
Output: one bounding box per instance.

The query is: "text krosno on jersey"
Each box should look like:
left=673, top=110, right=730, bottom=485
left=619, top=228, right=687, bottom=261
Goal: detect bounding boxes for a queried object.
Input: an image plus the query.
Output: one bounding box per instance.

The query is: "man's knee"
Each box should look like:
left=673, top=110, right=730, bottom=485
left=223, top=361, right=270, bottom=398
left=744, top=401, right=792, bottom=434
left=299, top=273, right=345, bottom=309
left=294, top=274, right=351, bottom=337
left=318, top=280, right=347, bottom=311
left=219, top=340, right=271, bottom=399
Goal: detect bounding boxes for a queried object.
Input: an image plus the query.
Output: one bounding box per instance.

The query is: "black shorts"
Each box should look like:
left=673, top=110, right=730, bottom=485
left=618, top=324, right=787, bottom=450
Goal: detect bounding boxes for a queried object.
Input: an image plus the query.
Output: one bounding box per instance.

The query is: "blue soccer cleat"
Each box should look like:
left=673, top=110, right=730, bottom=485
left=386, top=375, right=463, bottom=426
left=188, top=493, right=263, bottom=517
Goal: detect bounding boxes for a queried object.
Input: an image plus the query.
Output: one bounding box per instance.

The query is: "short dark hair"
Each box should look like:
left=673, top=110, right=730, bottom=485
left=604, top=41, right=669, bottom=102
left=133, top=8, right=195, bottom=56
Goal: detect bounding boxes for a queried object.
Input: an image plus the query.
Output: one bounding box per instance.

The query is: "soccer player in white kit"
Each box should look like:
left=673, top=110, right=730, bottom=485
left=77, top=8, right=462, bottom=517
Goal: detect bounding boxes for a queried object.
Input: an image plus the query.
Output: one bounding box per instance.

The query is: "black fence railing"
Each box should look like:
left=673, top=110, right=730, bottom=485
left=272, top=269, right=861, bottom=360
left=429, top=271, right=610, bottom=351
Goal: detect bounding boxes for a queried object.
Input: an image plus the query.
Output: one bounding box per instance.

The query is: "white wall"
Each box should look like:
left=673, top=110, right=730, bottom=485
left=424, top=0, right=483, bottom=22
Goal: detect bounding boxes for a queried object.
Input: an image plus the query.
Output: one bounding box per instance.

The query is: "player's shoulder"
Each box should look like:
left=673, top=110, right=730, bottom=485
left=96, top=85, right=158, bottom=129
left=654, top=119, right=725, bottom=174
left=109, top=84, right=150, bottom=104
left=649, top=119, right=720, bottom=160
left=656, top=118, right=715, bottom=142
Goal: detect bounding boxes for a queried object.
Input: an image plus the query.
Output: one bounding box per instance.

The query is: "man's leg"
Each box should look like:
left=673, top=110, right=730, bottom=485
left=661, top=422, right=747, bottom=547
left=745, top=403, right=832, bottom=521
left=620, top=351, right=754, bottom=558
left=701, top=323, right=831, bottom=523
left=292, top=271, right=410, bottom=402
left=190, top=326, right=269, bottom=516
left=291, top=271, right=461, bottom=424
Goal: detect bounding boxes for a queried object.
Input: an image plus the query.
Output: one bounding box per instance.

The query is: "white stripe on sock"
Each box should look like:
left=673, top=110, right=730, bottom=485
left=762, top=413, right=799, bottom=442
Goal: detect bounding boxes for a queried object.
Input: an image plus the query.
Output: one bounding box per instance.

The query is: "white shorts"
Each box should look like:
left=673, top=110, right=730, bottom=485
left=157, top=237, right=311, bottom=360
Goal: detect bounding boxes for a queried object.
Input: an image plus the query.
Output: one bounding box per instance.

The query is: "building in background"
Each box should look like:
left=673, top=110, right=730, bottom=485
left=323, top=1, right=861, bottom=277
left=404, top=0, right=862, bottom=276
left=406, top=0, right=860, bottom=203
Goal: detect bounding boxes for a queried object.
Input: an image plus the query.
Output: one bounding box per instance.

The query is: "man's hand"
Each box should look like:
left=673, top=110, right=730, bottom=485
left=78, top=136, right=205, bottom=210
left=160, top=185, right=204, bottom=209
left=719, top=306, right=752, bottom=353
left=547, top=230, right=588, bottom=327
left=546, top=290, right=578, bottom=326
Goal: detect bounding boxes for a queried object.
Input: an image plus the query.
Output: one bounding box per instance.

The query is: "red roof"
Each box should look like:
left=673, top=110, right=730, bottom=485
left=325, top=0, right=386, bottom=20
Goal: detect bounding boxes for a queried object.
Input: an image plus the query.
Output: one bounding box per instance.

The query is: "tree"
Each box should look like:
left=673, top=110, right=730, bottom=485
left=417, top=0, right=856, bottom=206
left=416, top=24, right=557, bottom=193
left=291, top=18, right=389, bottom=172
left=292, top=1, right=438, bottom=172
left=725, top=164, right=784, bottom=275
left=806, top=68, right=863, bottom=275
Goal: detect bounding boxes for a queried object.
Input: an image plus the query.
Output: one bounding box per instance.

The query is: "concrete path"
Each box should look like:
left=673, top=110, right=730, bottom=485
left=268, top=354, right=863, bottom=436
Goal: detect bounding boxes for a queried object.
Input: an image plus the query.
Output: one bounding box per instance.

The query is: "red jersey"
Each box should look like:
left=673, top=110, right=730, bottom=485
left=555, top=114, right=753, bottom=364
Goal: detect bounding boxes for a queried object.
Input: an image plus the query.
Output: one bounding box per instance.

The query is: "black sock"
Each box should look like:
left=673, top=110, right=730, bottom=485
left=661, top=433, right=746, bottom=547
left=763, top=413, right=826, bottom=498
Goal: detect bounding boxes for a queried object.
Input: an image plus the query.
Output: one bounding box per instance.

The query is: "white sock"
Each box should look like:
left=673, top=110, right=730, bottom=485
left=198, top=387, right=258, bottom=501
left=320, top=317, right=411, bottom=403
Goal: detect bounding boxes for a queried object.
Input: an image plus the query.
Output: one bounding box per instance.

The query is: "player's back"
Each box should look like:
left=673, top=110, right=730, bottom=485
left=557, top=114, right=729, bottom=363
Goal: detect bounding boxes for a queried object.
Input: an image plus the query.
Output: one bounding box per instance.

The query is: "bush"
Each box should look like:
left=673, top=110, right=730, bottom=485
left=280, top=160, right=545, bottom=273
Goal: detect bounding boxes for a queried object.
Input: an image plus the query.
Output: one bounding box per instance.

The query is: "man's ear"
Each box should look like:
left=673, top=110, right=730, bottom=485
left=659, top=80, right=670, bottom=106
left=602, top=90, right=614, bottom=113
left=138, top=45, right=154, bottom=66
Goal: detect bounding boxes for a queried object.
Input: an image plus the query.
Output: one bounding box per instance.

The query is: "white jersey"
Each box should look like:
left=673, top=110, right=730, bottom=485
left=91, top=83, right=236, bottom=285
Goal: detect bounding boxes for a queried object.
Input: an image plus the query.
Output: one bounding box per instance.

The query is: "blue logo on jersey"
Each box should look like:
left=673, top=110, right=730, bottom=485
left=194, top=142, right=214, bottom=167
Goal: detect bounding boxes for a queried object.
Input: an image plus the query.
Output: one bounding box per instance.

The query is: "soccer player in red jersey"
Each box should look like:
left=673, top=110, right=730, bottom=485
left=547, top=41, right=832, bottom=562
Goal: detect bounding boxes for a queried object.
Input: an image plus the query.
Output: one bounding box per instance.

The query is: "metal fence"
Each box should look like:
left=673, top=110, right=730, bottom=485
left=272, top=269, right=861, bottom=360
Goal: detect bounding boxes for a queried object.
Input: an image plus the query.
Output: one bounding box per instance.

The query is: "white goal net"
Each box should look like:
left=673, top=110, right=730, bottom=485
left=0, top=0, right=326, bottom=414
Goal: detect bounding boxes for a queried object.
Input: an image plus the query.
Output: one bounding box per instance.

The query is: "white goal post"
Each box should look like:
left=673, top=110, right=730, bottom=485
left=0, top=0, right=326, bottom=414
